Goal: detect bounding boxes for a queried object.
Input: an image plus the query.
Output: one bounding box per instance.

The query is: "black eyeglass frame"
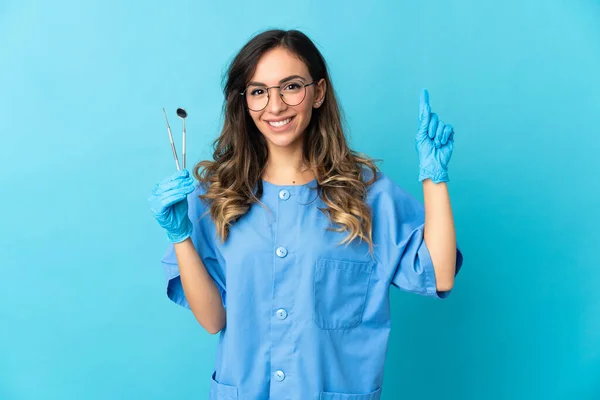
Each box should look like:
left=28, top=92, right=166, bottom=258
left=240, top=80, right=318, bottom=111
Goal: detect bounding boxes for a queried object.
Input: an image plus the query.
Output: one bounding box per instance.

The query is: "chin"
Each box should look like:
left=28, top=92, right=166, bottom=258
left=261, top=127, right=303, bottom=149
left=265, top=133, right=303, bottom=149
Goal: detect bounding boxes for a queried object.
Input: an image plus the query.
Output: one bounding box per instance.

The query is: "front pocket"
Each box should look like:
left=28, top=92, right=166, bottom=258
left=209, top=371, right=238, bottom=400
left=313, top=258, right=373, bottom=329
left=320, top=385, right=382, bottom=400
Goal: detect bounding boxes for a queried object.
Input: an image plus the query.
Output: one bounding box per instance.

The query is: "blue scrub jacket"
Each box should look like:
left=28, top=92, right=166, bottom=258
left=161, top=169, right=464, bottom=400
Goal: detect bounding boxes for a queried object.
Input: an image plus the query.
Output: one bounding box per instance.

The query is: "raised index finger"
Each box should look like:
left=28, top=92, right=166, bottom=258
left=419, top=89, right=430, bottom=121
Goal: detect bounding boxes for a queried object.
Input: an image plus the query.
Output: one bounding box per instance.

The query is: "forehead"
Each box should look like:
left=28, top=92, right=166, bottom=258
left=250, top=47, right=310, bottom=84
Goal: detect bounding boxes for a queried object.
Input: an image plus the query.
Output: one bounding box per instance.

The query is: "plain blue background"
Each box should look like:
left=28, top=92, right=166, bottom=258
left=1, top=0, right=599, bottom=399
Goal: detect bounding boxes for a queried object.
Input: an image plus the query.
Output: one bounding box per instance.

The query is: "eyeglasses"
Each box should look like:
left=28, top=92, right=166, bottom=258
left=240, top=79, right=317, bottom=111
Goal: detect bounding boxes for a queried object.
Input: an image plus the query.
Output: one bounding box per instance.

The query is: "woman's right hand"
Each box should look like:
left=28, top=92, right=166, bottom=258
left=148, top=169, right=196, bottom=243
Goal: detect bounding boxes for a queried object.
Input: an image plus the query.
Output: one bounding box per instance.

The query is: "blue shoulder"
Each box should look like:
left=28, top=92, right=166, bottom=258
left=363, top=167, right=424, bottom=217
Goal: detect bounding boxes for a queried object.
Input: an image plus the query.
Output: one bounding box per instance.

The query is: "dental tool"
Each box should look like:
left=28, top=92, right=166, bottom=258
left=176, top=108, right=188, bottom=169
left=162, top=108, right=181, bottom=171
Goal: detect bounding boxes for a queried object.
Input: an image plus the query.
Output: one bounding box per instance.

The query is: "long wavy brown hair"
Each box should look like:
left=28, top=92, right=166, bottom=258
left=193, top=29, right=380, bottom=252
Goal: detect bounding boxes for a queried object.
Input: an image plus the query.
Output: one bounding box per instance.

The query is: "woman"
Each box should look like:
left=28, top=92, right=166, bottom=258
left=148, top=29, right=463, bottom=400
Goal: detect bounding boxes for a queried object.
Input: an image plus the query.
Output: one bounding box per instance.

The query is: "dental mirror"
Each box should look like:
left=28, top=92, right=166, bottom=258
left=176, top=108, right=187, bottom=169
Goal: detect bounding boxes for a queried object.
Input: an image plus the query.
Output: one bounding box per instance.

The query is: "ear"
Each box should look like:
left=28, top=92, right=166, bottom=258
left=313, top=78, right=327, bottom=108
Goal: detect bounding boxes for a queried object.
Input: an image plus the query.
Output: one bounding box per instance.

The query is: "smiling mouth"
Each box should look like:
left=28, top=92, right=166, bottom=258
left=267, top=117, right=294, bottom=127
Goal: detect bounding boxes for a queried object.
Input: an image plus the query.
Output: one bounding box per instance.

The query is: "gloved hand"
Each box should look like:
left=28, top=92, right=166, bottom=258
left=148, top=169, right=196, bottom=243
left=415, top=89, right=455, bottom=183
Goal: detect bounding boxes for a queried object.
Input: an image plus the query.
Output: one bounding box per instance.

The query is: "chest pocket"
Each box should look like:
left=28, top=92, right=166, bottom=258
left=313, top=258, right=374, bottom=330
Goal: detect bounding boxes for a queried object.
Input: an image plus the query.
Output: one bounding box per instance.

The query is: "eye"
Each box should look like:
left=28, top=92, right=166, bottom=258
left=249, top=88, right=265, bottom=96
left=282, top=81, right=302, bottom=92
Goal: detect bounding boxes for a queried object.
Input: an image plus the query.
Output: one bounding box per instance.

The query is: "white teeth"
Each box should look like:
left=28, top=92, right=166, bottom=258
left=268, top=117, right=292, bottom=127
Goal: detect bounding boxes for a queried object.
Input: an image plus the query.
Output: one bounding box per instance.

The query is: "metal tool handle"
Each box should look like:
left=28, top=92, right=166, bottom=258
left=163, top=108, right=181, bottom=171
left=169, top=136, right=181, bottom=171
left=182, top=119, right=186, bottom=169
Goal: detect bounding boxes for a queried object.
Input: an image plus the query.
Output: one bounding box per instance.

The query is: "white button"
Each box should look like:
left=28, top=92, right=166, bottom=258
left=279, top=189, right=290, bottom=200
left=276, top=309, right=288, bottom=320
left=275, top=370, right=285, bottom=382
left=276, top=247, right=288, bottom=258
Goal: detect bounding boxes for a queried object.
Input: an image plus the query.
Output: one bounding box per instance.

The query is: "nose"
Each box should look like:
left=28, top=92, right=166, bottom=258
left=265, top=88, right=287, bottom=114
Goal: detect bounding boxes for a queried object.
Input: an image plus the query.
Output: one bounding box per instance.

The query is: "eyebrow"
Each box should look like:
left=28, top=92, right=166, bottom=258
left=247, top=75, right=307, bottom=87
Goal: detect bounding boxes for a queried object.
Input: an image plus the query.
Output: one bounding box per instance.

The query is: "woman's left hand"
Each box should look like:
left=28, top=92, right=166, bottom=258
left=415, top=89, right=455, bottom=183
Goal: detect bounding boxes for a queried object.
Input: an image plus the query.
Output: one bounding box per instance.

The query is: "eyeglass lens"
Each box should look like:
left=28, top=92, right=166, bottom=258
left=245, top=80, right=308, bottom=111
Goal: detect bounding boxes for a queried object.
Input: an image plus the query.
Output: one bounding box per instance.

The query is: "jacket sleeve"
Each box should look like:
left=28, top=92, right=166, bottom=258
left=160, top=183, right=227, bottom=309
left=369, top=173, right=463, bottom=299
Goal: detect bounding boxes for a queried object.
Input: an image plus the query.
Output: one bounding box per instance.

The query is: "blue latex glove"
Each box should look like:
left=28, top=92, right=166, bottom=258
left=415, top=89, right=455, bottom=183
left=148, top=169, right=196, bottom=243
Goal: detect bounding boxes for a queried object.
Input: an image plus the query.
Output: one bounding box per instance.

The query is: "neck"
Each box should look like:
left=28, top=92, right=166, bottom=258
left=262, top=143, right=314, bottom=185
